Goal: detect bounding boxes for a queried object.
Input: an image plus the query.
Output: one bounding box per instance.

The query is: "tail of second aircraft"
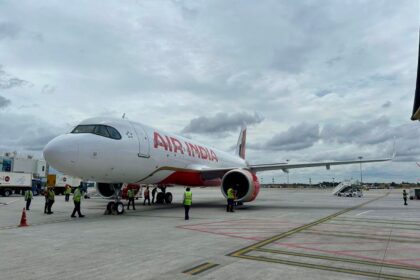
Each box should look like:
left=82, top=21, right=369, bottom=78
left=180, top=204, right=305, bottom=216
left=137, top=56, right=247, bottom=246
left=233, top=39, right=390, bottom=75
left=235, top=125, right=247, bottom=159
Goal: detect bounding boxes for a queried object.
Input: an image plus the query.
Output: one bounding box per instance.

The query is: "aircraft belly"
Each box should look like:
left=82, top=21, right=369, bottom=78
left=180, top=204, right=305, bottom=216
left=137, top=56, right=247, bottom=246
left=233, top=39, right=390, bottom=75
left=139, top=170, right=174, bottom=184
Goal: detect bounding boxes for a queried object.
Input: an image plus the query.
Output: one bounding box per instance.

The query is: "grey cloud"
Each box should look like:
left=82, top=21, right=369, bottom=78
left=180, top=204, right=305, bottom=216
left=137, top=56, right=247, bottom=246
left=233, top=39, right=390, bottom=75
left=320, top=117, right=393, bottom=145
left=0, top=77, right=29, bottom=89
left=0, top=95, right=11, bottom=108
left=326, top=56, right=342, bottom=66
left=41, top=84, right=55, bottom=94
left=0, top=113, right=63, bottom=151
left=315, top=89, right=333, bottom=97
left=252, top=123, right=320, bottom=151
left=0, top=66, right=30, bottom=90
left=0, top=22, right=20, bottom=40
left=182, top=112, right=264, bottom=134
left=319, top=118, right=420, bottom=162
left=382, top=101, right=391, bottom=108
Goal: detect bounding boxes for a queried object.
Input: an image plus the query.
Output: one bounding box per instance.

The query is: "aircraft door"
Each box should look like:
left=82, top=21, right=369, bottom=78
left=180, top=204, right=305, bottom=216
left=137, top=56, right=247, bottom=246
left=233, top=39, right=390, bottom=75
left=129, top=122, right=150, bottom=158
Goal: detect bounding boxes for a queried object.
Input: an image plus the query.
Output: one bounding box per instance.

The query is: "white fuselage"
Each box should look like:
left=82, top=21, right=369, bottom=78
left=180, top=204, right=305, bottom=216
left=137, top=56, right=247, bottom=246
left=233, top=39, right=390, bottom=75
left=44, top=117, right=247, bottom=185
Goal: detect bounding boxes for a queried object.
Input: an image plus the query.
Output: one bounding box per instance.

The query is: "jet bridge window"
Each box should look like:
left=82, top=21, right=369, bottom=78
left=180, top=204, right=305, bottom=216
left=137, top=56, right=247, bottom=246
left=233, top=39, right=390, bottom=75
left=71, top=125, right=122, bottom=140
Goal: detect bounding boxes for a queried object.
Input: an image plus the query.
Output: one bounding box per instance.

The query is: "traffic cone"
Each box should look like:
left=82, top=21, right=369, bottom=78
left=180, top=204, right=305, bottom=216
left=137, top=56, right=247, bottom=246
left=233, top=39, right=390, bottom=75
left=19, top=208, right=28, bottom=227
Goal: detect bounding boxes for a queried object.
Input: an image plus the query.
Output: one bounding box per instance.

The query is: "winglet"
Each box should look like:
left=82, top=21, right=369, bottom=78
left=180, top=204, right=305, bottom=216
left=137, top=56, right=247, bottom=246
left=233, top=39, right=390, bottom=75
left=235, top=124, right=247, bottom=159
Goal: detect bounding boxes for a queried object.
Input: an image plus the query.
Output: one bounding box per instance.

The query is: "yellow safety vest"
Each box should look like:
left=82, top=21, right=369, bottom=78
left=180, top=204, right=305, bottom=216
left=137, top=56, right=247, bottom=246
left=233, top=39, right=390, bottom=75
left=227, top=188, right=235, bottom=199
left=128, top=189, right=134, bottom=198
left=48, top=190, right=55, bottom=201
left=25, top=190, right=32, bottom=200
left=184, top=191, right=192, bottom=206
left=73, top=188, right=82, bottom=202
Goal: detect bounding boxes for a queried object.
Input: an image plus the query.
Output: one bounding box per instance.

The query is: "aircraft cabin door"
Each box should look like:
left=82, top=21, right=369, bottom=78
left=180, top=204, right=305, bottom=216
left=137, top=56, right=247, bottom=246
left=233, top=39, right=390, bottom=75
left=129, top=121, right=150, bottom=158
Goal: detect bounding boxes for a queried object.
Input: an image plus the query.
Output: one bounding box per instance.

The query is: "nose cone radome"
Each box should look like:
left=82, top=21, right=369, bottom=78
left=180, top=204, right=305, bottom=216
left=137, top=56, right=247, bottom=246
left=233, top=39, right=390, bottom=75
left=43, top=135, right=79, bottom=174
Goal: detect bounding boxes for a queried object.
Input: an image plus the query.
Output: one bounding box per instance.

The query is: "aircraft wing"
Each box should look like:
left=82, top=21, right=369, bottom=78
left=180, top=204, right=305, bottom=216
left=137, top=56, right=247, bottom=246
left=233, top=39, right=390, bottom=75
left=188, top=156, right=392, bottom=176
left=249, top=157, right=392, bottom=173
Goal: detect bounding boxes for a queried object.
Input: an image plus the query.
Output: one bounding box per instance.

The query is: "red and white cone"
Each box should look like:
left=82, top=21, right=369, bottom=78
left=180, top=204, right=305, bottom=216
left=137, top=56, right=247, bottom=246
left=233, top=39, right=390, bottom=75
left=19, top=208, right=28, bottom=227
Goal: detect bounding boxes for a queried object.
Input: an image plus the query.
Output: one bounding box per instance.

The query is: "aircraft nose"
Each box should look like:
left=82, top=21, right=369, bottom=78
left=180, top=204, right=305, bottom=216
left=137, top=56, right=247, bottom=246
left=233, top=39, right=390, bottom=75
left=43, top=135, right=79, bottom=173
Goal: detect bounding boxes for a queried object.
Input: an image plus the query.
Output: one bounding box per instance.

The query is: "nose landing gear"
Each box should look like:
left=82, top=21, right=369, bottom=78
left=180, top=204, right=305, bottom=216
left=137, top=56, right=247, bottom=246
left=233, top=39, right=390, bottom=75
left=105, top=184, right=125, bottom=215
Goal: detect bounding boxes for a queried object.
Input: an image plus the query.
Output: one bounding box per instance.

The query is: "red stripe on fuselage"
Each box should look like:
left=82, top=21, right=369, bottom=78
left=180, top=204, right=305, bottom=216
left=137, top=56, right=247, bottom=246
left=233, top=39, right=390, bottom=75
left=158, top=171, right=221, bottom=187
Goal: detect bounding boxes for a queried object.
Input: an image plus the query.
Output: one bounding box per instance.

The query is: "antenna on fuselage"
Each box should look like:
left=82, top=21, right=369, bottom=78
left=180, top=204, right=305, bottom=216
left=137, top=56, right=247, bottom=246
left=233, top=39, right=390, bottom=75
left=122, top=113, right=126, bottom=119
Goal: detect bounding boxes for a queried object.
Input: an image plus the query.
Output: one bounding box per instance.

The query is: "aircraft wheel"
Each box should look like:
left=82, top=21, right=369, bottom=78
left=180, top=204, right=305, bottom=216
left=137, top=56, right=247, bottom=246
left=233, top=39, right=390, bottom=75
left=156, top=192, right=164, bottom=204
left=4, top=189, right=11, bottom=197
left=107, top=201, right=115, bottom=212
left=237, top=201, right=243, bottom=206
left=164, top=192, right=173, bottom=204
left=115, top=202, right=125, bottom=215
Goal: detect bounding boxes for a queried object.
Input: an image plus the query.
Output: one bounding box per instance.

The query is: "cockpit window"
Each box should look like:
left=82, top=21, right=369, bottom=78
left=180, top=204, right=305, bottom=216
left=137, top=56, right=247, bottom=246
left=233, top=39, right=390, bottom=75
left=106, top=126, right=121, bottom=140
left=94, top=125, right=110, bottom=138
left=71, top=125, right=122, bottom=140
left=72, top=125, right=95, bottom=134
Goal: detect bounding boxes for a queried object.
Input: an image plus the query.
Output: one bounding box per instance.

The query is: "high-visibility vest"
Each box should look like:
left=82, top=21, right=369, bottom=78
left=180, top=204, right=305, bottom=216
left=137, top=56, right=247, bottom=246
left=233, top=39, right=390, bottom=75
left=227, top=188, right=235, bottom=199
left=48, top=190, right=55, bottom=201
left=73, top=188, right=82, bottom=202
left=25, top=190, right=32, bottom=200
left=184, top=191, right=192, bottom=206
left=128, top=189, right=134, bottom=198
left=65, top=187, right=72, bottom=195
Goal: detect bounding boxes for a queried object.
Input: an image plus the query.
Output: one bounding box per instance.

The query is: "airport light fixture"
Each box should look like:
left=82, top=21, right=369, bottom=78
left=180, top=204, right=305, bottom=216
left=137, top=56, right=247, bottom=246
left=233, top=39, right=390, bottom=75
left=358, top=156, right=363, bottom=186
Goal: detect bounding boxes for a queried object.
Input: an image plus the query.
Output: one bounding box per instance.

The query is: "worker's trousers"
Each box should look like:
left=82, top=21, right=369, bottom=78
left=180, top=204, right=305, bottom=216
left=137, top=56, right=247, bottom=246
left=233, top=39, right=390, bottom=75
left=127, top=198, right=135, bottom=210
left=184, top=205, right=190, bottom=220
left=47, top=200, right=54, bottom=214
left=71, top=201, right=83, bottom=217
left=26, top=199, right=31, bottom=210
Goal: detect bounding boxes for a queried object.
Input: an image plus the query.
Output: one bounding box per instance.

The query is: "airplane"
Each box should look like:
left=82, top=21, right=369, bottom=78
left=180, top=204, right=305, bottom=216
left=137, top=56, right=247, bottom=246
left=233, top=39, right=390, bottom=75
left=43, top=117, right=393, bottom=214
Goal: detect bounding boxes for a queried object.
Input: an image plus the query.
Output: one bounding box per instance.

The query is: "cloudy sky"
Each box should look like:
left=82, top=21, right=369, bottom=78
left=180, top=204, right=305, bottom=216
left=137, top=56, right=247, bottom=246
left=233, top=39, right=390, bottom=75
left=0, top=0, right=419, bottom=183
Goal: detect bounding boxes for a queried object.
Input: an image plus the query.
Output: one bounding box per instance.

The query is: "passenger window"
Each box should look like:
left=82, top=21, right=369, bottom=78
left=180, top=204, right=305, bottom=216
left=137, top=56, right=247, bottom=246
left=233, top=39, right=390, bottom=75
left=94, top=125, right=110, bottom=138
left=106, top=126, right=122, bottom=140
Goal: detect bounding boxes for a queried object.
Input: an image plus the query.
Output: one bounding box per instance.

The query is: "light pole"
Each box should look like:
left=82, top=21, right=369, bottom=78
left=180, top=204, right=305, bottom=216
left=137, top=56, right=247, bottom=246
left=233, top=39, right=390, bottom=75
left=358, top=156, right=363, bottom=186
left=286, top=159, right=290, bottom=185
left=332, top=177, right=335, bottom=187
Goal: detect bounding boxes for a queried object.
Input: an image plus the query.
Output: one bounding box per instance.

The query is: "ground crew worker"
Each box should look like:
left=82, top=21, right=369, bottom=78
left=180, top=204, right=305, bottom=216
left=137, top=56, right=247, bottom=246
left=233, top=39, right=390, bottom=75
left=64, top=185, right=71, bottom=202
left=403, top=189, right=408, bottom=206
left=127, top=188, right=136, bottom=210
left=227, top=187, right=235, bottom=212
left=47, top=187, right=55, bottom=214
left=44, top=187, right=49, bottom=214
left=24, top=189, right=33, bottom=210
left=151, top=187, right=157, bottom=204
left=183, top=187, right=192, bottom=220
left=71, top=186, right=85, bottom=217
left=143, top=186, right=151, bottom=205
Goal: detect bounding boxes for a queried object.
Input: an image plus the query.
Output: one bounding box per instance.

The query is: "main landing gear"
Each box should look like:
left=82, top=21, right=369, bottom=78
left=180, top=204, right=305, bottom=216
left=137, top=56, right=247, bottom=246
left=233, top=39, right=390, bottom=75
left=105, top=184, right=125, bottom=215
left=155, top=186, right=173, bottom=204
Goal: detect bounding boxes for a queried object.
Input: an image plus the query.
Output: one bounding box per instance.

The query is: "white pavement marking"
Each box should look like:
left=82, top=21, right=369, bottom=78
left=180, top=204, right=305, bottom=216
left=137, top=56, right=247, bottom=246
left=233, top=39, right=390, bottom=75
left=0, top=199, right=19, bottom=206
left=355, top=210, right=372, bottom=216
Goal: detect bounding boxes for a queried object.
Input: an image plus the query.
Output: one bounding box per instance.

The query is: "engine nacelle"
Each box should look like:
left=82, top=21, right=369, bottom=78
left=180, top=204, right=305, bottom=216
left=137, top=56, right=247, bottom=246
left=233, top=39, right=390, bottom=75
left=221, top=169, right=260, bottom=202
left=96, top=183, right=116, bottom=198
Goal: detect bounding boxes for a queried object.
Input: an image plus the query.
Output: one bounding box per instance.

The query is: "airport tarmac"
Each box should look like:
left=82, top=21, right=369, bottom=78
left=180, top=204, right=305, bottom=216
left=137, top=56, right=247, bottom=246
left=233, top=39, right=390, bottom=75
left=0, top=187, right=419, bottom=280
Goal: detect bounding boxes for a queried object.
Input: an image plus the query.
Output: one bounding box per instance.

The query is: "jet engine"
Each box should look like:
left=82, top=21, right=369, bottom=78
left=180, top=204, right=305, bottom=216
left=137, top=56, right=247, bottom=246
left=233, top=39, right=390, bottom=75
left=96, top=183, right=116, bottom=198
left=221, top=169, right=260, bottom=202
